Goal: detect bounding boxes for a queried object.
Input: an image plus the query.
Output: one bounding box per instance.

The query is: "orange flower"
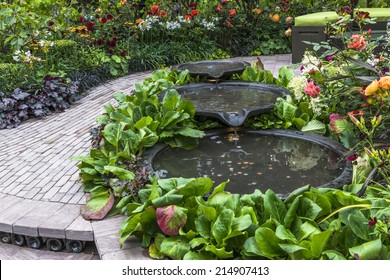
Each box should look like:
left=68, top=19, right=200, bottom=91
left=272, top=14, right=280, bottom=22
left=285, top=28, right=292, bottom=37
left=285, top=16, right=293, bottom=24
left=160, top=10, right=167, bottom=17
left=379, top=76, right=390, bottom=90
left=136, top=18, right=143, bottom=24
left=252, top=8, right=262, bottom=15
left=191, top=9, right=198, bottom=16
left=229, top=9, right=236, bottom=17
left=364, top=79, right=379, bottom=96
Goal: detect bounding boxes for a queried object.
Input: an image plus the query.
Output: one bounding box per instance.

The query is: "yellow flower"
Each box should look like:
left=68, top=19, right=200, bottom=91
left=364, top=79, right=379, bottom=96
left=136, top=18, right=143, bottom=24
left=379, top=76, right=390, bottom=90
left=252, top=8, right=262, bottom=15
left=79, top=34, right=90, bottom=38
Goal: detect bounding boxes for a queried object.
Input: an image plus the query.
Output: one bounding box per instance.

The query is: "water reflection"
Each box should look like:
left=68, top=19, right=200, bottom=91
left=153, top=132, right=345, bottom=194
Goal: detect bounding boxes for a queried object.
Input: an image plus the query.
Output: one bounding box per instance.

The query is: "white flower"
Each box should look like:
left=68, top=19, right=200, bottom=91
left=288, top=76, right=307, bottom=101
left=50, top=41, right=54, bottom=47
left=14, top=50, right=21, bottom=55
left=38, top=40, right=45, bottom=47
left=33, top=30, right=40, bottom=36
left=13, top=56, right=20, bottom=62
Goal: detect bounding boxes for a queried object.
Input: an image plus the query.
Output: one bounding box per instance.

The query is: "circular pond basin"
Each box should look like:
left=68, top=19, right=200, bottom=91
left=161, top=82, right=290, bottom=127
left=145, top=129, right=352, bottom=198
left=172, top=60, right=250, bottom=79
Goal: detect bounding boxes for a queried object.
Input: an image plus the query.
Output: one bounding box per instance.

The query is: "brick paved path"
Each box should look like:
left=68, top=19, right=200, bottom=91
left=0, top=54, right=293, bottom=259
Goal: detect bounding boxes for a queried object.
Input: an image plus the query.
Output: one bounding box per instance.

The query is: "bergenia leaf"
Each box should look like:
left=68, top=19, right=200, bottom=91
left=156, top=205, right=188, bottom=236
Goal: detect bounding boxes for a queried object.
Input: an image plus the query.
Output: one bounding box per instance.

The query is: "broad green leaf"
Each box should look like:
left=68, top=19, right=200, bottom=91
left=135, top=116, right=153, bottom=130
left=178, top=177, right=213, bottom=197
left=102, top=122, right=126, bottom=147
left=152, top=194, right=184, bottom=207
left=299, top=221, right=321, bottom=241
left=279, top=243, right=308, bottom=254
left=243, top=236, right=263, bottom=257
left=231, top=214, right=252, bottom=232
left=349, top=239, right=383, bottom=260
left=284, top=195, right=301, bottom=229
left=264, top=189, right=287, bottom=223
left=207, top=192, right=231, bottom=209
left=140, top=207, right=159, bottom=236
left=158, top=177, right=194, bottom=192
left=160, top=236, right=191, bottom=260
left=197, top=204, right=217, bottom=221
left=177, top=101, right=195, bottom=117
left=183, top=251, right=215, bottom=260
left=279, top=101, right=297, bottom=122
left=149, top=243, right=165, bottom=259
left=212, top=209, right=234, bottom=245
left=209, top=180, right=229, bottom=198
left=189, top=237, right=208, bottom=249
left=292, top=117, right=307, bottom=130
left=322, top=250, right=346, bottom=260
left=176, top=127, right=205, bottom=138
left=311, top=230, right=333, bottom=258
left=301, top=120, right=326, bottom=135
left=195, top=215, right=212, bottom=239
left=205, top=244, right=233, bottom=259
left=253, top=227, right=286, bottom=258
left=119, top=213, right=142, bottom=245
left=103, top=166, right=135, bottom=180
left=348, top=212, right=371, bottom=241
left=162, top=89, right=180, bottom=111
left=297, top=196, right=322, bottom=220
left=275, top=225, right=298, bottom=243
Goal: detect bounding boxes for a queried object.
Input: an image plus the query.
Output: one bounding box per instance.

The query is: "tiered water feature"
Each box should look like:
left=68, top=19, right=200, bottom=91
left=146, top=60, right=352, bottom=198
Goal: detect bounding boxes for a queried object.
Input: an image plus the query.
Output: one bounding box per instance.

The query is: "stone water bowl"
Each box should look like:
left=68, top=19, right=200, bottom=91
left=143, top=129, right=353, bottom=199
left=160, top=82, right=290, bottom=127
left=172, top=60, right=250, bottom=79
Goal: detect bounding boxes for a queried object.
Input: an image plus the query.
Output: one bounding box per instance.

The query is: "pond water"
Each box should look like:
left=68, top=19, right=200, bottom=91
left=153, top=131, right=346, bottom=195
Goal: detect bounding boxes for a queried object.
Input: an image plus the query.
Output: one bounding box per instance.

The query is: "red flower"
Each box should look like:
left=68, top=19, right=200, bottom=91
left=150, top=5, right=159, bottom=15
left=368, top=217, right=377, bottom=226
left=100, top=17, right=107, bottom=23
left=222, top=0, right=230, bottom=5
left=87, top=22, right=95, bottom=31
left=216, top=4, right=222, bottom=14
left=48, top=21, right=55, bottom=26
left=229, top=9, right=236, bottom=17
left=189, top=3, right=196, bottom=9
left=348, top=34, right=367, bottom=51
left=304, top=81, right=321, bottom=98
left=107, top=14, right=114, bottom=20
left=347, top=154, right=359, bottom=161
left=191, top=9, right=198, bottom=16
left=160, top=10, right=167, bottom=17
left=185, top=14, right=192, bottom=20
left=120, top=51, right=127, bottom=57
left=79, top=16, right=86, bottom=23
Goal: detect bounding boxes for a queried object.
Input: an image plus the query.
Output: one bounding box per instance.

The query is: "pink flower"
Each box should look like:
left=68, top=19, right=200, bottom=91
left=348, top=34, right=366, bottom=51
left=304, top=81, right=321, bottom=98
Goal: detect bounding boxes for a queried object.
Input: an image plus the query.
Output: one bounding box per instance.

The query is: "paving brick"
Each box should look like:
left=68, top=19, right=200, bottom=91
left=42, top=186, right=61, bottom=200
left=66, top=215, right=94, bottom=241
left=68, top=192, right=85, bottom=204
left=0, top=199, right=41, bottom=232
left=38, top=204, right=81, bottom=238
left=13, top=202, right=64, bottom=236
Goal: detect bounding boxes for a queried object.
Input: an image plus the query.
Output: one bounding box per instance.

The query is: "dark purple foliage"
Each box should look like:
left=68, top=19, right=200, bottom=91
left=0, top=77, right=80, bottom=129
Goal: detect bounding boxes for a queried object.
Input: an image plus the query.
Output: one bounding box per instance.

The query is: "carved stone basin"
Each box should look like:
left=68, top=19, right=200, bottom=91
left=160, top=82, right=290, bottom=127
left=172, top=60, right=250, bottom=79
left=143, top=129, right=353, bottom=199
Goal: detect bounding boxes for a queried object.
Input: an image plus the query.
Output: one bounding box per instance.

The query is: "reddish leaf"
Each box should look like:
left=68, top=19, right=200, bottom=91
left=156, top=205, right=187, bottom=236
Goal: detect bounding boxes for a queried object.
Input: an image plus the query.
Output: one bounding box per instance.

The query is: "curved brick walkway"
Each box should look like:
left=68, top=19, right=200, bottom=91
left=0, top=54, right=293, bottom=259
